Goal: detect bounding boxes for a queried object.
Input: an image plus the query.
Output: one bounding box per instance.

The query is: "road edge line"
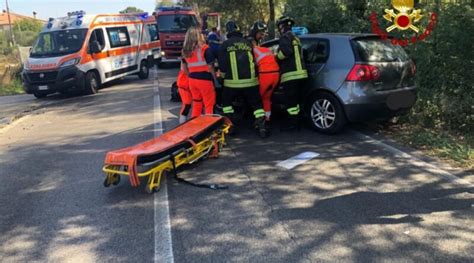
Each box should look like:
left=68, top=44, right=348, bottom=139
left=352, top=130, right=473, bottom=187
left=153, top=68, right=174, bottom=263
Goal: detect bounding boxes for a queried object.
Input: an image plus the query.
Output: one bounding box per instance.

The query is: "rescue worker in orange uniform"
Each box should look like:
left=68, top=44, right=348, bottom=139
left=176, top=62, right=192, bottom=124
left=182, top=27, right=217, bottom=117
left=248, top=21, right=280, bottom=126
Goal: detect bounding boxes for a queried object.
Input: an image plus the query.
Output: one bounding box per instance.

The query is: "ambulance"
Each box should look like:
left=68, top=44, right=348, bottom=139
left=22, top=11, right=161, bottom=98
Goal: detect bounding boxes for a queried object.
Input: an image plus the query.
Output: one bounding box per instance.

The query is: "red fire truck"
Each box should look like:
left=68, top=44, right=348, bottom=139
left=155, top=6, right=220, bottom=66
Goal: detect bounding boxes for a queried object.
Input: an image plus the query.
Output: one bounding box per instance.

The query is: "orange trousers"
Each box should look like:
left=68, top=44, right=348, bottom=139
left=188, top=78, right=216, bottom=117
left=258, top=72, right=280, bottom=114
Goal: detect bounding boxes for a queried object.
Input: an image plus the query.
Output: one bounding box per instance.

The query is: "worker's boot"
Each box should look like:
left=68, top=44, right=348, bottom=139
left=254, top=117, right=270, bottom=138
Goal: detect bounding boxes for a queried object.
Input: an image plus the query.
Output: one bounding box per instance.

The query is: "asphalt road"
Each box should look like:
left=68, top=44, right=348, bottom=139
left=0, top=67, right=472, bottom=262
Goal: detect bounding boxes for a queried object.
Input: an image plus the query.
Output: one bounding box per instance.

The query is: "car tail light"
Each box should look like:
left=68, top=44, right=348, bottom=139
left=346, top=64, right=380, bottom=81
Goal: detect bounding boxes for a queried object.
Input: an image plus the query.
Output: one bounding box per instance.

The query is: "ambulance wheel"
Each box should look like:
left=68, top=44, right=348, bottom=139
left=138, top=61, right=149, bottom=79
left=85, top=71, right=99, bottom=95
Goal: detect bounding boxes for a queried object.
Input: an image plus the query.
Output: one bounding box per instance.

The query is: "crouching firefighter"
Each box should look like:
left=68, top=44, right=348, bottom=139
left=218, top=21, right=269, bottom=138
left=276, top=16, right=308, bottom=131
left=249, top=21, right=280, bottom=128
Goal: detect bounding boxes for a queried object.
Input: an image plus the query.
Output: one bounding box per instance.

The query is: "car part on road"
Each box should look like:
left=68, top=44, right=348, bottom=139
left=308, top=92, right=347, bottom=134
left=138, top=61, right=150, bottom=79
left=102, top=115, right=232, bottom=193
left=85, top=71, right=100, bottom=95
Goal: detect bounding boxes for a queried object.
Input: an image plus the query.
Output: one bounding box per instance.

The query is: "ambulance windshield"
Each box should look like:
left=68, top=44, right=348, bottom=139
left=157, top=14, right=198, bottom=33
left=31, top=29, right=88, bottom=58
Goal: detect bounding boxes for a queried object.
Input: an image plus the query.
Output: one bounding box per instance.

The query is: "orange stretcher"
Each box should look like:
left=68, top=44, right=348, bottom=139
left=102, top=115, right=232, bottom=193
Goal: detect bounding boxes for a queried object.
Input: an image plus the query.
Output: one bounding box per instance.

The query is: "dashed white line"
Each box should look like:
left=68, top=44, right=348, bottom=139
left=153, top=69, right=174, bottom=263
left=353, top=130, right=473, bottom=187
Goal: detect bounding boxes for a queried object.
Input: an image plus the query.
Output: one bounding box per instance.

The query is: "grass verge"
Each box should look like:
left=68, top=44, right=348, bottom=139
left=375, top=122, right=473, bottom=169
left=0, top=78, right=24, bottom=96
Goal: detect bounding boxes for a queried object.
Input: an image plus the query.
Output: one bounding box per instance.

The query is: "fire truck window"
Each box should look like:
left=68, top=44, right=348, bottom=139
left=89, top=29, right=105, bottom=51
left=107, top=27, right=131, bottom=48
left=147, top=24, right=159, bottom=41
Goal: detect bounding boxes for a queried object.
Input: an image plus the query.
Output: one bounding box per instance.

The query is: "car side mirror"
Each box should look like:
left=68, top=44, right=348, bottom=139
left=90, top=41, right=102, bottom=54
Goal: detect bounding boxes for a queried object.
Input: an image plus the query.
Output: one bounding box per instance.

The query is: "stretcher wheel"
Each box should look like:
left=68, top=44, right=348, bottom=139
left=112, top=174, right=121, bottom=185
left=103, top=177, right=111, bottom=187
left=146, top=186, right=160, bottom=194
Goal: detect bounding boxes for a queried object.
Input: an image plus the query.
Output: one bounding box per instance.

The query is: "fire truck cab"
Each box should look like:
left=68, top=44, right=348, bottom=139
left=155, top=7, right=198, bottom=63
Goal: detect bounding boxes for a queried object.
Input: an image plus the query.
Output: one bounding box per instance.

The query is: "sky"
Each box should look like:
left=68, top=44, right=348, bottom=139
left=2, top=0, right=158, bottom=20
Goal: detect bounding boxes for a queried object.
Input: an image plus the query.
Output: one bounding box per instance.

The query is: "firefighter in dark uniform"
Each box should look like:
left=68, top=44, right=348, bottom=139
left=218, top=21, right=268, bottom=138
left=276, top=16, right=308, bottom=130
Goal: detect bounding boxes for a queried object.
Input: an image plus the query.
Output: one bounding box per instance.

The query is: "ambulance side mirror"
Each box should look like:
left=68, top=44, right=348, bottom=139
left=90, top=41, right=102, bottom=54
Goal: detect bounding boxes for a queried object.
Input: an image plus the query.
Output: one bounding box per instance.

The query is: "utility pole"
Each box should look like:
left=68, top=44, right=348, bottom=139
left=5, top=0, right=16, bottom=46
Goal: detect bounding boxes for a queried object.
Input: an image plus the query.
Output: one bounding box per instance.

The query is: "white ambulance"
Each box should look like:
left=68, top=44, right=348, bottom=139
left=22, top=11, right=161, bottom=98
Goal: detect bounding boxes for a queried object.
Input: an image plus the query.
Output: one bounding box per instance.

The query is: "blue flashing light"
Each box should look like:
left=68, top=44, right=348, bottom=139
left=292, top=26, right=309, bottom=36
left=76, top=19, right=82, bottom=26
left=139, top=12, right=149, bottom=20
left=47, top=23, right=53, bottom=29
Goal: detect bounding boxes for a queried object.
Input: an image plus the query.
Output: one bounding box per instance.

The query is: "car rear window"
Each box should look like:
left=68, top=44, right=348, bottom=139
left=353, top=38, right=409, bottom=62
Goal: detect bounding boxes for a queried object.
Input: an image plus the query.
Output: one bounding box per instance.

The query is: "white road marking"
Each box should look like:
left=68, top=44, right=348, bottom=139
left=277, top=151, right=320, bottom=170
left=153, top=69, right=174, bottom=263
left=353, top=131, right=473, bottom=187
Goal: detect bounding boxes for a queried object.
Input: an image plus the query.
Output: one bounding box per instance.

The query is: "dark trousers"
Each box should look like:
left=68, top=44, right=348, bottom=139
left=222, top=85, right=265, bottom=119
left=281, top=79, right=305, bottom=116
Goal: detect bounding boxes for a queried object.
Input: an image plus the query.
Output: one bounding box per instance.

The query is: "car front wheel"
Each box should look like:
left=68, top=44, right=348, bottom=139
left=138, top=61, right=149, bottom=79
left=308, top=93, right=347, bottom=134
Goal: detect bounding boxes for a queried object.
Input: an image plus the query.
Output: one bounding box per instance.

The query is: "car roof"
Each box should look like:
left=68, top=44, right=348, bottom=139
left=300, top=33, right=378, bottom=39
left=262, top=33, right=380, bottom=46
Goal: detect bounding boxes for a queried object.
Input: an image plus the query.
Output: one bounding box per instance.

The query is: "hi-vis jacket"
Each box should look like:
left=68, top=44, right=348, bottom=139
left=276, top=31, right=308, bottom=83
left=253, top=46, right=279, bottom=74
left=185, top=44, right=211, bottom=73
left=218, top=34, right=258, bottom=88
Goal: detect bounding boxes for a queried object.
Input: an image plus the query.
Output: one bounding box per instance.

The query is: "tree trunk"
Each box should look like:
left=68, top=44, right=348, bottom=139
left=268, top=0, right=276, bottom=39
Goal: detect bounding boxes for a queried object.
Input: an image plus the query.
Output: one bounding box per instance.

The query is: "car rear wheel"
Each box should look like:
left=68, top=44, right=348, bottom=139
left=85, top=71, right=100, bottom=95
left=308, top=93, right=346, bottom=134
left=138, top=61, right=149, bottom=79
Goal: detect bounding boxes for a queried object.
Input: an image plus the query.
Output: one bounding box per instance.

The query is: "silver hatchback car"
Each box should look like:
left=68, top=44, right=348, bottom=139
left=265, top=33, right=417, bottom=134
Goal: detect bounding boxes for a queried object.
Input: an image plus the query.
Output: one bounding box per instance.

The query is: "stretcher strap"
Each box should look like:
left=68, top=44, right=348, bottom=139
left=170, top=153, right=228, bottom=190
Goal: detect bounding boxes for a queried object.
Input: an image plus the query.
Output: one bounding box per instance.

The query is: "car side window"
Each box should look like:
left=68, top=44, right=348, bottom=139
left=302, top=39, right=330, bottom=64
left=89, top=28, right=105, bottom=52
left=107, top=27, right=131, bottom=48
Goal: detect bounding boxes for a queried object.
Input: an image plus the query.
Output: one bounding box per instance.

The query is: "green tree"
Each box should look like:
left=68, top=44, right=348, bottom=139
left=119, top=6, right=144, bottom=14
left=13, top=19, right=43, bottom=33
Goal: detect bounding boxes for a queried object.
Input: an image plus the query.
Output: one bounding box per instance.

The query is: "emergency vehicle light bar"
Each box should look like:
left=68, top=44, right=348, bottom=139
left=157, top=6, right=192, bottom=12
left=67, top=10, right=86, bottom=17
left=292, top=27, right=309, bottom=36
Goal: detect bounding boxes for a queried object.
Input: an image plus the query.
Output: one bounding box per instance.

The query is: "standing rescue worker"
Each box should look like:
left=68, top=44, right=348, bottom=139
left=182, top=27, right=217, bottom=117
left=176, top=62, right=192, bottom=124
left=276, top=16, right=308, bottom=130
left=218, top=21, right=268, bottom=138
left=249, top=21, right=280, bottom=123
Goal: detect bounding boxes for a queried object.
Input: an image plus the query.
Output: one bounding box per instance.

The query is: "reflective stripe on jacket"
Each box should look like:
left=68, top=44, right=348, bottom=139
left=277, top=31, right=308, bottom=83
left=218, top=35, right=259, bottom=88
left=253, top=46, right=279, bottom=73
left=185, top=44, right=211, bottom=73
